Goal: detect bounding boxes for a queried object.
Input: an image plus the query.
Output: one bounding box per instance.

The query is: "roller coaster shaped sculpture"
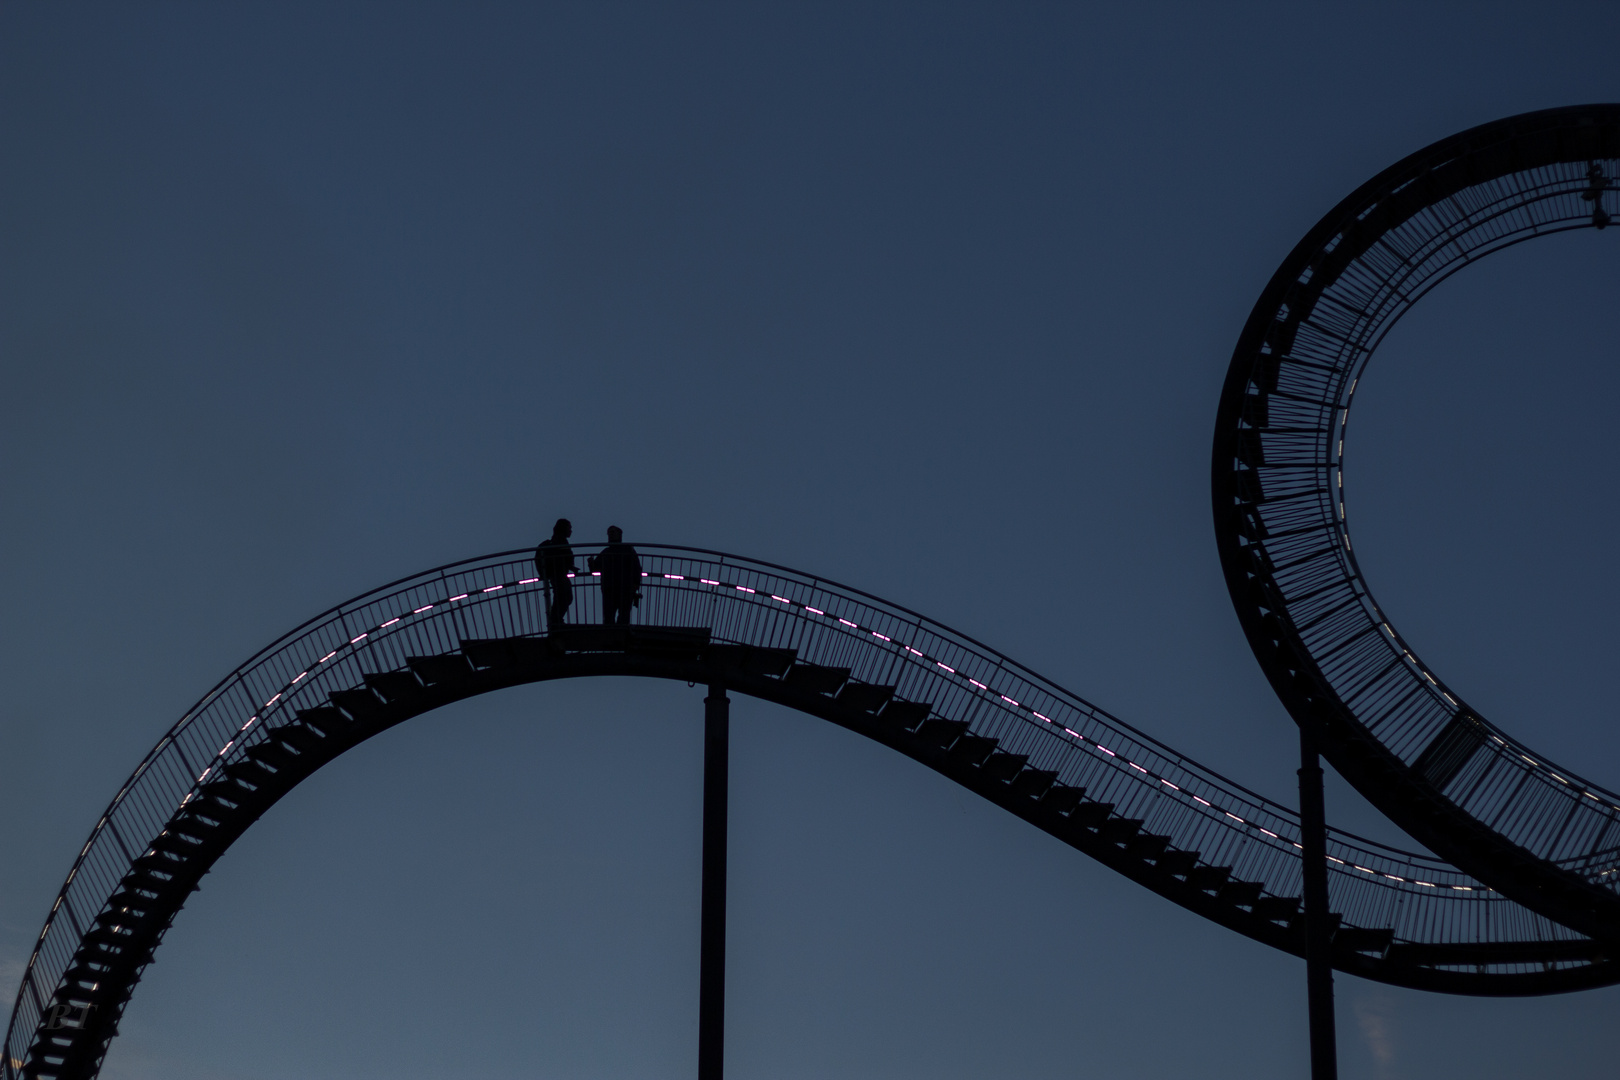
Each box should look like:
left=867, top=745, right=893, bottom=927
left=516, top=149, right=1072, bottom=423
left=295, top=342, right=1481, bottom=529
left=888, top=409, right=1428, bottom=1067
left=7, top=104, right=1619, bottom=1080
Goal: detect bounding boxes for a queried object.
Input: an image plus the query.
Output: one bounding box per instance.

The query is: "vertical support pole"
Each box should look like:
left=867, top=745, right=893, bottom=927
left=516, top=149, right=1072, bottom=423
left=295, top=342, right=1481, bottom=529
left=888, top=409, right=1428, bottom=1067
left=1298, top=724, right=1338, bottom=1080
left=699, top=683, right=729, bottom=1080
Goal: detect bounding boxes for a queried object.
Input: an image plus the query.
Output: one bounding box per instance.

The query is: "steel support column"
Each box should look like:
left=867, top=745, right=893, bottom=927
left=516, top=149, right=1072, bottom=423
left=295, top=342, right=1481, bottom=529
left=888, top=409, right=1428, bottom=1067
left=1299, top=725, right=1337, bottom=1080
left=699, top=683, right=729, bottom=1080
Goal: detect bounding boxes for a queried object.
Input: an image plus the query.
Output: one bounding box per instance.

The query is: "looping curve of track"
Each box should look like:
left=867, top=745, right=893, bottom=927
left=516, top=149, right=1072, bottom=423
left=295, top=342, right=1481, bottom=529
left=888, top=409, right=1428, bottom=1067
left=6, top=104, right=1619, bottom=1080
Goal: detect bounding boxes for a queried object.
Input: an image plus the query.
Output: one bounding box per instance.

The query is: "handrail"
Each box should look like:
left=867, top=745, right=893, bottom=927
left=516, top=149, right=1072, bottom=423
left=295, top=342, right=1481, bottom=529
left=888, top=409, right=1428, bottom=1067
left=8, top=544, right=1609, bottom=1078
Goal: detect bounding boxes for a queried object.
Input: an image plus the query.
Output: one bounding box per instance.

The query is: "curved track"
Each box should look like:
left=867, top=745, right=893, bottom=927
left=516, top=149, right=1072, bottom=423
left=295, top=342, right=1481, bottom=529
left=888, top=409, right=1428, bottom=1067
left=1212, top=103, right=1620, bottom=941
left=5, top=105, right=1619, bottom=1080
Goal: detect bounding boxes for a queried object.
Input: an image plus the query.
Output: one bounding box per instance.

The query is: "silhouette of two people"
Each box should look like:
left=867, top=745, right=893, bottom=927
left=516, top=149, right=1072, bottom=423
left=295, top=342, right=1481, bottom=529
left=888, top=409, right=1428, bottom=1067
left=590, top=525, right=642, bottom=626
left=535, top=519, right=642, bottom=630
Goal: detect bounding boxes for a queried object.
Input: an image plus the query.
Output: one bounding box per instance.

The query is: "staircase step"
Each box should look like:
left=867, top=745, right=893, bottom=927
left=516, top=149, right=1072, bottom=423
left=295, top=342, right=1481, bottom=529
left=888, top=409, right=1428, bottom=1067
left=273, top=722, right=328, bottom=754
left=128, top=864, right=182, bottom=893
left=1293, top=912, right=1344, bottom=937
left=1186, top=865, right=1232, bottom=892
left=1335, top=926, right=1393, bottom=955
left=245, top=741, right=296, bottom=772
left=149, top=833, right=200, bottom=859
left=195, top=779, right=245, bottom=808
left=981, top=752, right=1030, bottom=783
left=61, top=964, right=106, bottom=986
left=405, top=655, right=471, bottom=687
left=461, top=639, right=516, bottom=669
left=296, top=707, right=353, bottom=737
left=1069, top=802, right=1114, bottom=828
left=705, top=644, right=796, bottom=678
left=837, top=682, right=895, bottom=713
left=783, top=663, right=850, bottom=695
left=627, top=626, right=712, bottom=657
left=505, top=637, right=557, bottom=666
left=363, top=672, right=426, bottom=702
left=1099, top=817, right=1144, bottom=844
left=916, top=719, right=970, bottom=748
left=330, top=687, right=385, bottom=720
left=1040, top=784, right=1085, bottom=814
left=101, top=891, right=147, bottom=914
left=93, top=907, right=155, bottom=934
left=1009, top=768, right=1058, bottom=799
left=82, top=926, right=133, bottom=951
left=1125, top=833, right=1170, bottom=860
left=171, top=811, right=219, bottom=840
left=947, top=733, right=997, bottom=764
left=45, top=994, right=95, bottom=1021
left=1252, top=895, right=1301, bottom=923
left=1218, top=880, right=1264, bottom=907
left=548, top=626, right=625, bottom=652
left=130, top=849, right=179, bottom=873
left=1384, top=937, right=1610, bottom=967
left=222, top=760, right=274, bottom=787
left=878, top=700, right=930, bottom=731
left=1154, top=849, right=1198, bottom=877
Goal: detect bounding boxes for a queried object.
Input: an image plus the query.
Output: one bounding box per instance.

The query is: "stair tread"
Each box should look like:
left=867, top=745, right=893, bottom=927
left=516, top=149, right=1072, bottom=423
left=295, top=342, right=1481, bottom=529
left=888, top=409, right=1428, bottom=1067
left=837, top=682, right=895, bottom=713
left=365, top=672, right=424, bottom=701
left=982, top=752, right=1030, bottom=783
left=1010, top=768, right=1058, bottom=799
left=878, top=700, right=931, bottom=731
left=783, top=662, right=850, bottom=695
left=705, top=644, right=796, bottom=677
left=403, top=656, right=471, bottom=687
left=1041, top=785, right=1085, bottom=814
left=330, top=687, right=385, bottom=718
left=917, top=719, right=970, bottom=748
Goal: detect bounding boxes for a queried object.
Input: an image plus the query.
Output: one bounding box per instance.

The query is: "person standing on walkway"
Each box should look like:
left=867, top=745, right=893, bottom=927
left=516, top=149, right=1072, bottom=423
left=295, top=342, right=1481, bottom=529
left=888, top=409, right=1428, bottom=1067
left=535, top=518, right=577, bottom=630
left=590, top=525, right=642, bottom=627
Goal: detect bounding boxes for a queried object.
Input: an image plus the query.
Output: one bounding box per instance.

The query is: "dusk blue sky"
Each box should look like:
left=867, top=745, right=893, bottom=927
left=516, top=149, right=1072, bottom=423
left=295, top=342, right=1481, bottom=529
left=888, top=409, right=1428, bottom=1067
left=2, top=5, right=1618, bottom=1078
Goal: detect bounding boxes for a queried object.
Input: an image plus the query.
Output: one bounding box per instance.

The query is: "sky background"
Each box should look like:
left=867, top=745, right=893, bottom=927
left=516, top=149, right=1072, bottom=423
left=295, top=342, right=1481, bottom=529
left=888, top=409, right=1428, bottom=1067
left=2, top=4, right=1618, bottom=1078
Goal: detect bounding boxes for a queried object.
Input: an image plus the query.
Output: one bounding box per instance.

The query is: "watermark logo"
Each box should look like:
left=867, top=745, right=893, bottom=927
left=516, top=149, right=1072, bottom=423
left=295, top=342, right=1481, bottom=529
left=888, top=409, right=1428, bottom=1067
left=43, top=1002, right=93, bottom=1031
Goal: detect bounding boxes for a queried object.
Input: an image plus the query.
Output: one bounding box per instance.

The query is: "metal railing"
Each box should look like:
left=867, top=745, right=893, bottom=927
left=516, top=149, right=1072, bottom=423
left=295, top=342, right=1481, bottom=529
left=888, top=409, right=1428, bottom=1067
left=1216, top=104, right=1620, bottom=905
left=9, top=542, right=1608, bottom=1076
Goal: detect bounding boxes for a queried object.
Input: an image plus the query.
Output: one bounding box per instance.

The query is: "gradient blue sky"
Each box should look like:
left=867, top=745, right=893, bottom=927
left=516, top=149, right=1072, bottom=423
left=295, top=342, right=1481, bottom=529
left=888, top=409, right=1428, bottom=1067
left=2, top=4, right=1618, bottom=1078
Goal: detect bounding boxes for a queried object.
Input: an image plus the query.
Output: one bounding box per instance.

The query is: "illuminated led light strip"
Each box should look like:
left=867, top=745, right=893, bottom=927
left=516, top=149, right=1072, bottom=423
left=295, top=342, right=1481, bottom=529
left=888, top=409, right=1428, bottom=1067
left=218, top=572, right=557, bottom=746
left=681, top=573, right=1462, bottom=887
left=231, top=565, right=726, bottom=756
left=643, top=573, right=1206, bottom=806
left=660, top=570, right=1392, bottom=870
left=1336, top=466, right=1620, bottom=817
left=206, top=563, right=1491, bottom=895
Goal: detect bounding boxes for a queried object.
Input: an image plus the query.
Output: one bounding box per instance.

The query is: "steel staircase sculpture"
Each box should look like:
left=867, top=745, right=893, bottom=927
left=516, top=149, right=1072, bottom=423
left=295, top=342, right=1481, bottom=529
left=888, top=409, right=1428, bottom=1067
left=1211, top=103, right=1620, bottom=941
left=6, top=104, right=1618, bottom=1080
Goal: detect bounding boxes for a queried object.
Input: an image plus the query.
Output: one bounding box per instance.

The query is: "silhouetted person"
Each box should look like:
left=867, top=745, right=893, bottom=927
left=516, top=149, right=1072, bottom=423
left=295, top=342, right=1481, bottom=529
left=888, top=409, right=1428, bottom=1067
left=1584, top=162, right=1611, bottom=229
left=590, top=525, right=642, bottom=626
left=535, top=518, right=577, bottom=630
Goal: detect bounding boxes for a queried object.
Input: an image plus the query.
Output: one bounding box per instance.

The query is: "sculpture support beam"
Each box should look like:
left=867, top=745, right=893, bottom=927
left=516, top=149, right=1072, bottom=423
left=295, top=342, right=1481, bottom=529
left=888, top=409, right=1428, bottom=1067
left=699, top=683, right=729, bottom=1080
left=1299, top=726, right=1337, bottom=1080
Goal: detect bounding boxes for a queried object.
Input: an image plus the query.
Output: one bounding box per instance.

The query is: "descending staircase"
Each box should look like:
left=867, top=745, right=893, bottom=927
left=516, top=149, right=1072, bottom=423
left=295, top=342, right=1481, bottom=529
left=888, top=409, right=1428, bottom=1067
left=17, top=106, right=1620, bottom=1080
left=11, top=540, right=1615, bottom=1079
left=24, top=625, right=1533, bottom=1080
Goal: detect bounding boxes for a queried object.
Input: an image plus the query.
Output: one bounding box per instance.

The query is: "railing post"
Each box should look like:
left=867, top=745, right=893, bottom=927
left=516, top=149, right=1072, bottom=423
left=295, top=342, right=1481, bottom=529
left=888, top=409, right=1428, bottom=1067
left=699, top=683, right=729, bottom=1080
left=1298, top=724, right=1337, bottom=1080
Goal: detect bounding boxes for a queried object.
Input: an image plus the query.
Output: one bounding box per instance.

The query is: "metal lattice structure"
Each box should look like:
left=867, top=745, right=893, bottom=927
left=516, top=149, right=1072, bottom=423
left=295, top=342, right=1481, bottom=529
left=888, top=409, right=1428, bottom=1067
left=1212, top=103, right=1620, bottom=941
left=5, top=104, right=1619, bottom=1080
